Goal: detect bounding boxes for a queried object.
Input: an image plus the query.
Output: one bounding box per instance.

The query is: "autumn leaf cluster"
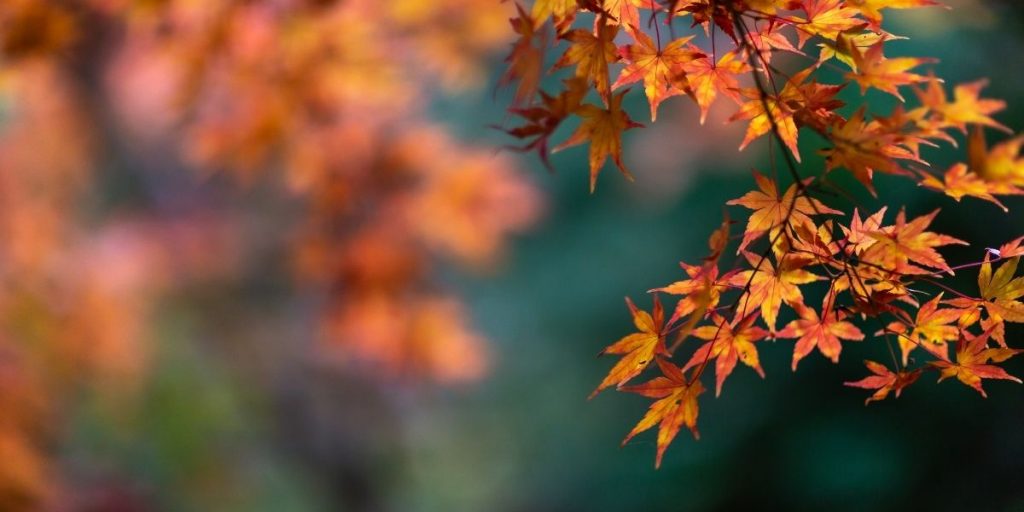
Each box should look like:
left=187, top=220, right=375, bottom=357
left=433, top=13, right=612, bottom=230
left=501, top=0, right=1024, bottom=467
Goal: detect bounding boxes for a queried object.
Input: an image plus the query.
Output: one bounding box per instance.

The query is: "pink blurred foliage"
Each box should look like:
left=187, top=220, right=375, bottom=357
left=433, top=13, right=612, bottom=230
left=0, top=0, right=542, bottom=507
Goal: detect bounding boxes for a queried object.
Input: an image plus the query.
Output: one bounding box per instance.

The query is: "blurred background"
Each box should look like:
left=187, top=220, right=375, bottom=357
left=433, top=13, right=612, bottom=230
left=0, top=1, right=1023, bottom=511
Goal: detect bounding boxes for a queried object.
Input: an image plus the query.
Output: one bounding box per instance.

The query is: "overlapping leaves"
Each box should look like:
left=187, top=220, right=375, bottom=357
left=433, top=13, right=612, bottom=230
left=501, top=0, right=1023, bottom=467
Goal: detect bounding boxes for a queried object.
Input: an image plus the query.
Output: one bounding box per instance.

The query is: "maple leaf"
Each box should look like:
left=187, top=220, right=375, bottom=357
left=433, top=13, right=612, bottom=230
left=978, top=254, right=1024, bottom=311
left=591, top=295, right=667, bottom=398
left=612, top=28, right=703, bottom=121
left=819, top=31, right=904, bottom=69
left=821, top=108, right=920, bottom=193
left=730, top=66, right=844, bottom=160
left=655, top=218, right=737, bottom=342
left=504, top=77, right=588, bottom=167
left=554, top=89, right=642, bottom=192
left=743, top=0, right=803, bottom=15
left=793, top=0, right=867, bottom=49
left=730, top=88, right=801, bottom=161
left=621, top=358, right=704, bottom=468
left=791, top=216, right=842, bottom=261
left=778, top=292, right=864, bottom=370
left=882, top=293, right=962, bottom=365
left=678, top=0, right=740, bottom=40
left=743, top=20, right=803, bottom=69
left=532, top=0, right=578, bottom=24
left=727, top=171, right=841, bottom=253
left=932, top=328, right=1022, bottom=397
left=861, top=102, right=932, bottom=143
left=655, top=261, right=730, bottom=326
left=947, top=256, right=1024, bottom=335
left=500, top=4, right=548, bottom=107
left=840, top=206, right=888, bottom=254
left=683, top=313, right=768, bottom=396
left=833, top=209, right=921, bottom=306
left=554, top=21, right=619, bottom=101
left=918, top=163, right=1020, bottom=212
left=730, top=251, right=823, bottom=331
left=833, top=262, right=912, bottom=318
left=844, top=360, right=922, bottom=404
left=968, top=127, right=1024, bottom=187
left=602, top=0, right=651, bottom=27
left=994, top=236, right=1024, bottom=260
left=786, top=69, right=848, bottom=134
left=844, top=39, right=934, bottom=100
left=705, top=211, right=734, bottom=263
left=680, top=50, right=749, bottom=124
left=862, top=208, right=967, bottom=275
left=913, top=76, right=1009, bottom=133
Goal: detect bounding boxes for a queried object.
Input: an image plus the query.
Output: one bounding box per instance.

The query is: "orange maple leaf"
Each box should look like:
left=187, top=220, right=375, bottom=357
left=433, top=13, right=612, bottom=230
left=553, top=89, right=643, bottom=192
left=681, top=50, right=749, bottom=124
left=968, top=127, right=1024, bottom=187
left=946, top=256, right=1024, bottom=343
left=918, top=163, right=1021, bottom=212
left=654, top=217, right=737, bottom=342
left=554, top=21, right=619, bottom=101
left=844, top=39, right=934, bottom=100
left=500, top=4, right=547, bottom=107
left=793, top=0, right=867, bottom=48
left=621, top=358, right=704, bottom=468
left=818, top=31, right=899, bottom=69
left=656, top=261, right=731, bottom=326
left=932, top=328, right=1022, bottom=397
left=844, top=360, right=922, bottom=404
left=882, top=293, right=961, bottom=365
left=913, top=76, right=1009, bottom=133
left=994, top=236, right=1024, bottom=260
left=840, top=206, right=887, bottom=254
left=591, top=295, right=667, bottom=398
left=730, top=65, right=845, bottom=160
left=612, top=28, right=703, bottom=121
left=862, top=208, right=967, bottom=275
left=778, top=292, right=864, bottom=370
left=727, top=171, right=841, bottom=253
left=730, top=89, right=801, bottom=161
left=705, top=211, right=734, bottom=262
left=822, top=108, right=920, bottom=193
left=504, top=77, right=588, bottom=167
left=532, top=0, right=578, bottom=24
left=791, top=216, right=842, bottom=261
left=744, top=19, right=803, bottom=69
left=683, top=313, right=768, bottom=396
left=602, top=0, right=653, bottom=27
left=730, top=251, right=823, bottom=331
